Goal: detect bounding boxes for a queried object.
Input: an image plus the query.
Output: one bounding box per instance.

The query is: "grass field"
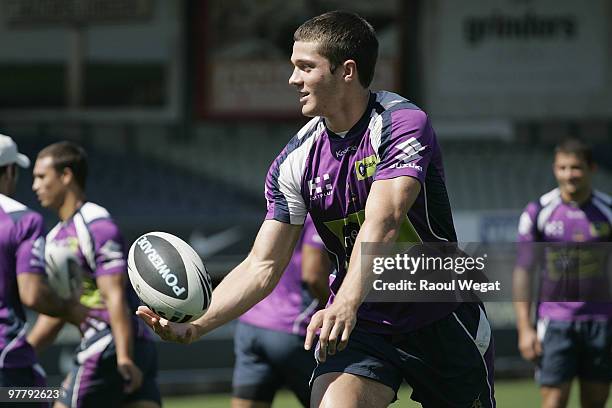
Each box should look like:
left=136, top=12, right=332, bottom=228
left=163, top=379, right=611, bottom=407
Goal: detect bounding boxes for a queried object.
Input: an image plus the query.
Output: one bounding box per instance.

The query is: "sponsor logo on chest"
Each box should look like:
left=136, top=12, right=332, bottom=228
left=335, top=145, right=357, bottom=158
left=354, top=154, right=379, bottom=180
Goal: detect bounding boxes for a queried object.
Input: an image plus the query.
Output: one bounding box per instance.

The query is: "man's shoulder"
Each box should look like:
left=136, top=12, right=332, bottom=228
left=80, top=202, right=112, bottom=224
left=79, top=202, right=121, bottom=237
left=292, top=116, right=325, bottom=144
left=593, top=190, right=612, bottom=207
left=374, top=91, right=423, bottom=115
left=0, top=194, right=42, bottom=225
left=0, top=193, right=27, bottom=213
left=272, top=117, right=326, bottom=168
left=537, top=188, right=561, bottom=208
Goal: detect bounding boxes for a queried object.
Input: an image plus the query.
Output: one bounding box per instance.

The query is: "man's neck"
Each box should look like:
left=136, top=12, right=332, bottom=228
left=325, top=89, right=370, bottom=134
left=58, top=193, right=86, bottom=221
left=560, top=188, right=592, bottom=206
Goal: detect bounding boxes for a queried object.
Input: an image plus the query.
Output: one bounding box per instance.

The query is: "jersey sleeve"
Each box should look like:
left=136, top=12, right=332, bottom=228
left=516, top=202, right=540, bottom=269
left=373, top=108, right=434, bottom=183
left=15, top=211, right=46, bottom=275
left=90, top=219, right=127, bottom=277
left=264, top=140, right=308, bottom=225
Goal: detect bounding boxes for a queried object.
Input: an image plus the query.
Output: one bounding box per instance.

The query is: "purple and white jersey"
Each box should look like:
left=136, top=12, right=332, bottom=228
left=517, top=188, right=612, bottom=320
left=240, top=216, right=326, bottom=336
left=0, top=194, right=45, bottom=368
left=265, top=91, right=458, bottom=334
left=46, top=202, right=148, bottom=339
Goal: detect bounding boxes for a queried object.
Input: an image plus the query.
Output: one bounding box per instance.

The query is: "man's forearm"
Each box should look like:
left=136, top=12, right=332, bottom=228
left=106, top=294, right=134, bottom=362
left=27, top=315, right=65, bottom=354
left=512, top=266, right=533, bottom=331
left=514, top=301, right=533, bottom=331
left=192, top=256, right=280, bottom=336
left=19, top=274, right=73, bottom=318
left=334, top=217, right=401, bottom=308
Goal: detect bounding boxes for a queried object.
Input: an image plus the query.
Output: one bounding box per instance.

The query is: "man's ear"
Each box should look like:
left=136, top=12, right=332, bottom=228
left=342, top=60, right=358, bottom=83
left=60, top=167, right=74, bottom=186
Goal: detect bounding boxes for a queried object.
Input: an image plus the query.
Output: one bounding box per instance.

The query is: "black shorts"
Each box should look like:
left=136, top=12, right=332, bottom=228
left=232, top=322, right=316, bottom=407
left=536, top=318, right=612, bottom=386
left=311, top=303, right=496, bottom=407
left=58, top=329, right=160, bottom=408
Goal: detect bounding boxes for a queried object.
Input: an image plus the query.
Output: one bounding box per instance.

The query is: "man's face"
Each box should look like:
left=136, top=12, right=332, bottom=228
left=32, top=156, right=67, bottom=210
left=553, top=152, right=593, bottom=198
left=289, top=41, right=343, bottom=118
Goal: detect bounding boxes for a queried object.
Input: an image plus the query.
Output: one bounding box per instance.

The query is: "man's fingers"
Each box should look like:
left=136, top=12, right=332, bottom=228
left=316, top=315, right=335, bottom=363
left=305, top=311, right=324, bottom=350
left=534, top=339, right=542, bottom=356
left=118, top=365, right=134, bottom=393
left=124, top=366, right=143, bottom=394
left=135, top=307, right=158, bottom=327
left=337, top=325, right=351, bottom=352
left=316, top=339, right=327, bottom=363
left=327, top=322, right=344, bottom=355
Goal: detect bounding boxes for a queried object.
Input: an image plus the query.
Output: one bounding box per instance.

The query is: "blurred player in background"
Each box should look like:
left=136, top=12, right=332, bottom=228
left=0, top=135, right=87, bottom=399
left=139, top=11, right=495, bottom=408
left=233, top=215, right=330, bottom=408
left=27, top=141, right=161, bottom=408
left=514, top=137, right=612, bottom=408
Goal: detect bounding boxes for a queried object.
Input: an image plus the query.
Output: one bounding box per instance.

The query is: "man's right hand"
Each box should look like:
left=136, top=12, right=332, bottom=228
left=518, top=326, right=541, bottom=362
left=136, top=306, right=199, bottom=344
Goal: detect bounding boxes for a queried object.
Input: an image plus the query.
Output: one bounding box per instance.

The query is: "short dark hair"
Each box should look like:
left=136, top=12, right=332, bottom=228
left=38, top=141, right=88, bottom=190
left=294, top=11, right=379, bottom=88
left=554, top=137, right=593, bottom=166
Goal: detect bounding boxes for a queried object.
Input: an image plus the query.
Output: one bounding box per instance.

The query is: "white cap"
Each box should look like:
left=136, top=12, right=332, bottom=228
left=0, top=134, right=30, bottom=168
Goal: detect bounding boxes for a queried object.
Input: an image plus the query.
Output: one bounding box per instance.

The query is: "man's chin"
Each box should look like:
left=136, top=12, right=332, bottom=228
left=301, top=103, right=319, bottom=118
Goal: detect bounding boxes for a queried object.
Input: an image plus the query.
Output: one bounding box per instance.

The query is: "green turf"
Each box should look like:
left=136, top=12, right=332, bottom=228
left=162, top=379, right=609, bottom=407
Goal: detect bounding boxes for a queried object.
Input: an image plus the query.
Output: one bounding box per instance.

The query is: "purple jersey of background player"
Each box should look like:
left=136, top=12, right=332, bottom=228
left=264, top=91, right=458, bottom=335
left=517, top=188, right=612, bottom=321
left=240, top=216, right=325, bottom=336
left=46, top=202, right=149, bottom=338
left=0, top=194, right=45, bottom=368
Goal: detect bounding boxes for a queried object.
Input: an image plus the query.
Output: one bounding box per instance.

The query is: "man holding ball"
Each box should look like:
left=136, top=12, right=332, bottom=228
left=138, top=11, right=495, bottom=408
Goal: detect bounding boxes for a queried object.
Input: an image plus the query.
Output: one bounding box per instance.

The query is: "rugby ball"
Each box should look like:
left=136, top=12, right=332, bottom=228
left=127, top=232, right=212, bottom=323
left=45, top=241, right=83, bottom=299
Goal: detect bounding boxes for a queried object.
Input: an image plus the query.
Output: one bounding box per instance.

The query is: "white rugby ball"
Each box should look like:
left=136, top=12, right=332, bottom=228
left=45, top=241, right=83, bottom=299
left=127, top=232, right=212, bottom=323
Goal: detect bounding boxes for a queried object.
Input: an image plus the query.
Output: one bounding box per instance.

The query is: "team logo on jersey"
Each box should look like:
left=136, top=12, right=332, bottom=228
left=391, top=137, right=425, bottom=171
left=355, top=154, right=379, bottom=180
left=544, top=220, right=564, bottom=237
left=308, top=173, right=333, bottom=200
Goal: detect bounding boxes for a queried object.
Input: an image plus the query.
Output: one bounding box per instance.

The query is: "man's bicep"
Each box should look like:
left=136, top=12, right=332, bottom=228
left=366, top=176, right=421, bottom=221
left=96, top=273, right=126, bottom=299
left=250, top=220, right=303, bottom=271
